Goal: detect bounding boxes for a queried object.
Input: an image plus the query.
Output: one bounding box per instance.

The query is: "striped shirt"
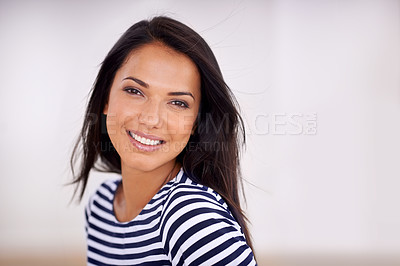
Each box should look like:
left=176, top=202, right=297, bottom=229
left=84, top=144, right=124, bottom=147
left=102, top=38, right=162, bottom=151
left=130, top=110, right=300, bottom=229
left=85, top=168, right=257, bottom=265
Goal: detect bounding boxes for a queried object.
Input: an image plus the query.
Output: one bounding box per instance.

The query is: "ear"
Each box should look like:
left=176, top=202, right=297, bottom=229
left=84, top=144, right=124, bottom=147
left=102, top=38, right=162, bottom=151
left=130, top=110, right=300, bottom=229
left=103, top=103, right=108, bottom=115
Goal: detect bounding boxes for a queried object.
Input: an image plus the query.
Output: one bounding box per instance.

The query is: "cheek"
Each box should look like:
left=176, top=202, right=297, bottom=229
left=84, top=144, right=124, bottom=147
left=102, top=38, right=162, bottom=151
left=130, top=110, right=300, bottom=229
left=105, top=114, right=126, bottom=149
left=167, top=113, right=197, bottom=135
left=105, top=115, right=117, bottom=136
left=107, top=102, right=141, bottom=129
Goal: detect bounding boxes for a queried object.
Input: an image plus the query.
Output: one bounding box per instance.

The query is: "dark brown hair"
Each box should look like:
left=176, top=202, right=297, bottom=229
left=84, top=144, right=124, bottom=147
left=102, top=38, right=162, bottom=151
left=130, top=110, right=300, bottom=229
left=70, top=16, right=253, bottom=251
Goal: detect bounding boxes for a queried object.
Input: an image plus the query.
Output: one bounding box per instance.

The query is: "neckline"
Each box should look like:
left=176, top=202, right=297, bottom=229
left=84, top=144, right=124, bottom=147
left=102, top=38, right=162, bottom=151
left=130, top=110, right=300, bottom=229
left=111, top=167, right=184, bottom=225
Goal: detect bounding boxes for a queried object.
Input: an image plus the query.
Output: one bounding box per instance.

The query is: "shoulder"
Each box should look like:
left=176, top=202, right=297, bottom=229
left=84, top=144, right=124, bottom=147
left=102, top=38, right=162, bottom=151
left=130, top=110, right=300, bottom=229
left=85, top=178, right=121, bottom=218
left=160, top=172, right=256, bottom=265
left=161, top=174, right=238, bottom=230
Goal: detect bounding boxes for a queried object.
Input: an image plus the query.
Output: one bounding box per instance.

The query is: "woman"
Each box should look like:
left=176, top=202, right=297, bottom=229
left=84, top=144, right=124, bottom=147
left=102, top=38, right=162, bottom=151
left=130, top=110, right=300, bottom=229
left=71, top=16, right=257, bottom=265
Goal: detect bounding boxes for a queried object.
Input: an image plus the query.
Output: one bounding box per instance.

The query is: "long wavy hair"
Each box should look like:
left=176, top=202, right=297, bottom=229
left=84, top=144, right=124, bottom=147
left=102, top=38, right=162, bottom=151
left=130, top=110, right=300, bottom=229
left=70, top=16, right=253, bottom=250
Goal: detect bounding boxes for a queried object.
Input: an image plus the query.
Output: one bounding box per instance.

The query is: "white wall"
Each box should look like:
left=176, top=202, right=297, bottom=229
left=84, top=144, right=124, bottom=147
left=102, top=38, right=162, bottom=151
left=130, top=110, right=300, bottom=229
left=0, top=0, right=399, bottom=260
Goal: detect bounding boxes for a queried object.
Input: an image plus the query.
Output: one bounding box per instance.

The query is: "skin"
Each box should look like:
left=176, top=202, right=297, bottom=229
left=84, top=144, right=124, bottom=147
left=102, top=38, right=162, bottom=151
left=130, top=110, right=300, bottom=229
left=103, top=43, right=201, bottom=222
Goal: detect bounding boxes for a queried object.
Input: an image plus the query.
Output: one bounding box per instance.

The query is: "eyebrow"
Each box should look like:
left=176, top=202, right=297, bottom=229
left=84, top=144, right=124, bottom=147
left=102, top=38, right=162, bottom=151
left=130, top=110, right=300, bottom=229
left=123, top=76, right=149, bottom=88
left=123, top=76, right=195, bottom=100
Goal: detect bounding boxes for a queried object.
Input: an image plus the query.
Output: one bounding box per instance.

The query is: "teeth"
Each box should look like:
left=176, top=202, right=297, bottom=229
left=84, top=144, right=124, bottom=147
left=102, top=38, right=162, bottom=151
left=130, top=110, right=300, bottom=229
left=129, top=132, right=161, bottom=146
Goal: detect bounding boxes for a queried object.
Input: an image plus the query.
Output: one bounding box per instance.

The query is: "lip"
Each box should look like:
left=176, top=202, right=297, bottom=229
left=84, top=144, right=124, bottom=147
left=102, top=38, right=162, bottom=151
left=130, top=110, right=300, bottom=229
left=128, top=130, right=164, bottom=141
left=126, top=130, right=165, bottom=152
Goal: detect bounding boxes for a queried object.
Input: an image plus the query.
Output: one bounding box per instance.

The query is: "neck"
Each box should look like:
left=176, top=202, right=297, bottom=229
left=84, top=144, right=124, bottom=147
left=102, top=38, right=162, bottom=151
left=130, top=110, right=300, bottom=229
left=114, top=160, right=180, bottom=222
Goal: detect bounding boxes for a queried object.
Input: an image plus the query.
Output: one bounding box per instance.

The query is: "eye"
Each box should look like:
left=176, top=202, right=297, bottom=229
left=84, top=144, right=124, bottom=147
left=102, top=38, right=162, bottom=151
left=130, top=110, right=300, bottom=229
left=170, top=100, right=189, bottom=109
left=123, top=87, right=143, bottom=96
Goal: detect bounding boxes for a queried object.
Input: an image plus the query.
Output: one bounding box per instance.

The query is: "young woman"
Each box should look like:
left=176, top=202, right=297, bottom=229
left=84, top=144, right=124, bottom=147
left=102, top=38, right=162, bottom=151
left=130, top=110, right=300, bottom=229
left=71, top=16, right=257, bottom=265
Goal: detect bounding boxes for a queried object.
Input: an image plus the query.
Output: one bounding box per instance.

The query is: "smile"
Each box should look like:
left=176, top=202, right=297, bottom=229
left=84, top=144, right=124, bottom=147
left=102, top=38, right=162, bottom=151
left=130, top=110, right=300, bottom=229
left=126, top=130, right=165, bottom=152
left=129, top=131, right=163, bottom=146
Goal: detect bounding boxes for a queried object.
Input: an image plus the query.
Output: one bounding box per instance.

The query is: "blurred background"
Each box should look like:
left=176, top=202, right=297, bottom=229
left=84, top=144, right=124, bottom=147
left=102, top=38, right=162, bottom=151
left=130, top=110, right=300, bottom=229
left=0, top=0, right=399, bottom=265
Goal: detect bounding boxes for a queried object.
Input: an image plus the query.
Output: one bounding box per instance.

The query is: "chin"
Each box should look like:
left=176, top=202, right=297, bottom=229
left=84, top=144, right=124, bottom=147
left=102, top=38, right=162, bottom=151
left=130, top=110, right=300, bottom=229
left=121, top=153, right=174, bottom=173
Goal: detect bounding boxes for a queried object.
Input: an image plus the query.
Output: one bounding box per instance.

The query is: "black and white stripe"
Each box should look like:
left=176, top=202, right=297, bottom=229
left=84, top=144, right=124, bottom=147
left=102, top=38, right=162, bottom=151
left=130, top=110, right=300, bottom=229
left=85, top=168, right=257, bottom=265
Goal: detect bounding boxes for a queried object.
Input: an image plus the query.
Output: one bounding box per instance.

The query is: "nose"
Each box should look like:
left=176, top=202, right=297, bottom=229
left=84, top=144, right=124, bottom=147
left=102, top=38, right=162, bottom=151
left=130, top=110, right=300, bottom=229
left=138, top=100, right=162, bottom=128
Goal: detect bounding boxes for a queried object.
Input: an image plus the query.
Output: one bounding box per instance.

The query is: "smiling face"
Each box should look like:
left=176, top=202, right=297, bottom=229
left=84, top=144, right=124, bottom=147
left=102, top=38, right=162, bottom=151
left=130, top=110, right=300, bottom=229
left=103, top=43, right=201, bottom=174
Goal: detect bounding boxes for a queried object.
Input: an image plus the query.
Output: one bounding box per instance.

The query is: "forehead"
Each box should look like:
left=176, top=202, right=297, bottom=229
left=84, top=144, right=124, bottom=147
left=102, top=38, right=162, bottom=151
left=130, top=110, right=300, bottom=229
left=116, top=43, right=201, bottom=94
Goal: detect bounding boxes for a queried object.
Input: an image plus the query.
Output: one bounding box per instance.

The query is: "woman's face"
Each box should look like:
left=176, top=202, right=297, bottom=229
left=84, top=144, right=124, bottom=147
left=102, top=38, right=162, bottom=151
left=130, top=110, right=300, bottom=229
left=104, top=43, right=201, bottom=173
